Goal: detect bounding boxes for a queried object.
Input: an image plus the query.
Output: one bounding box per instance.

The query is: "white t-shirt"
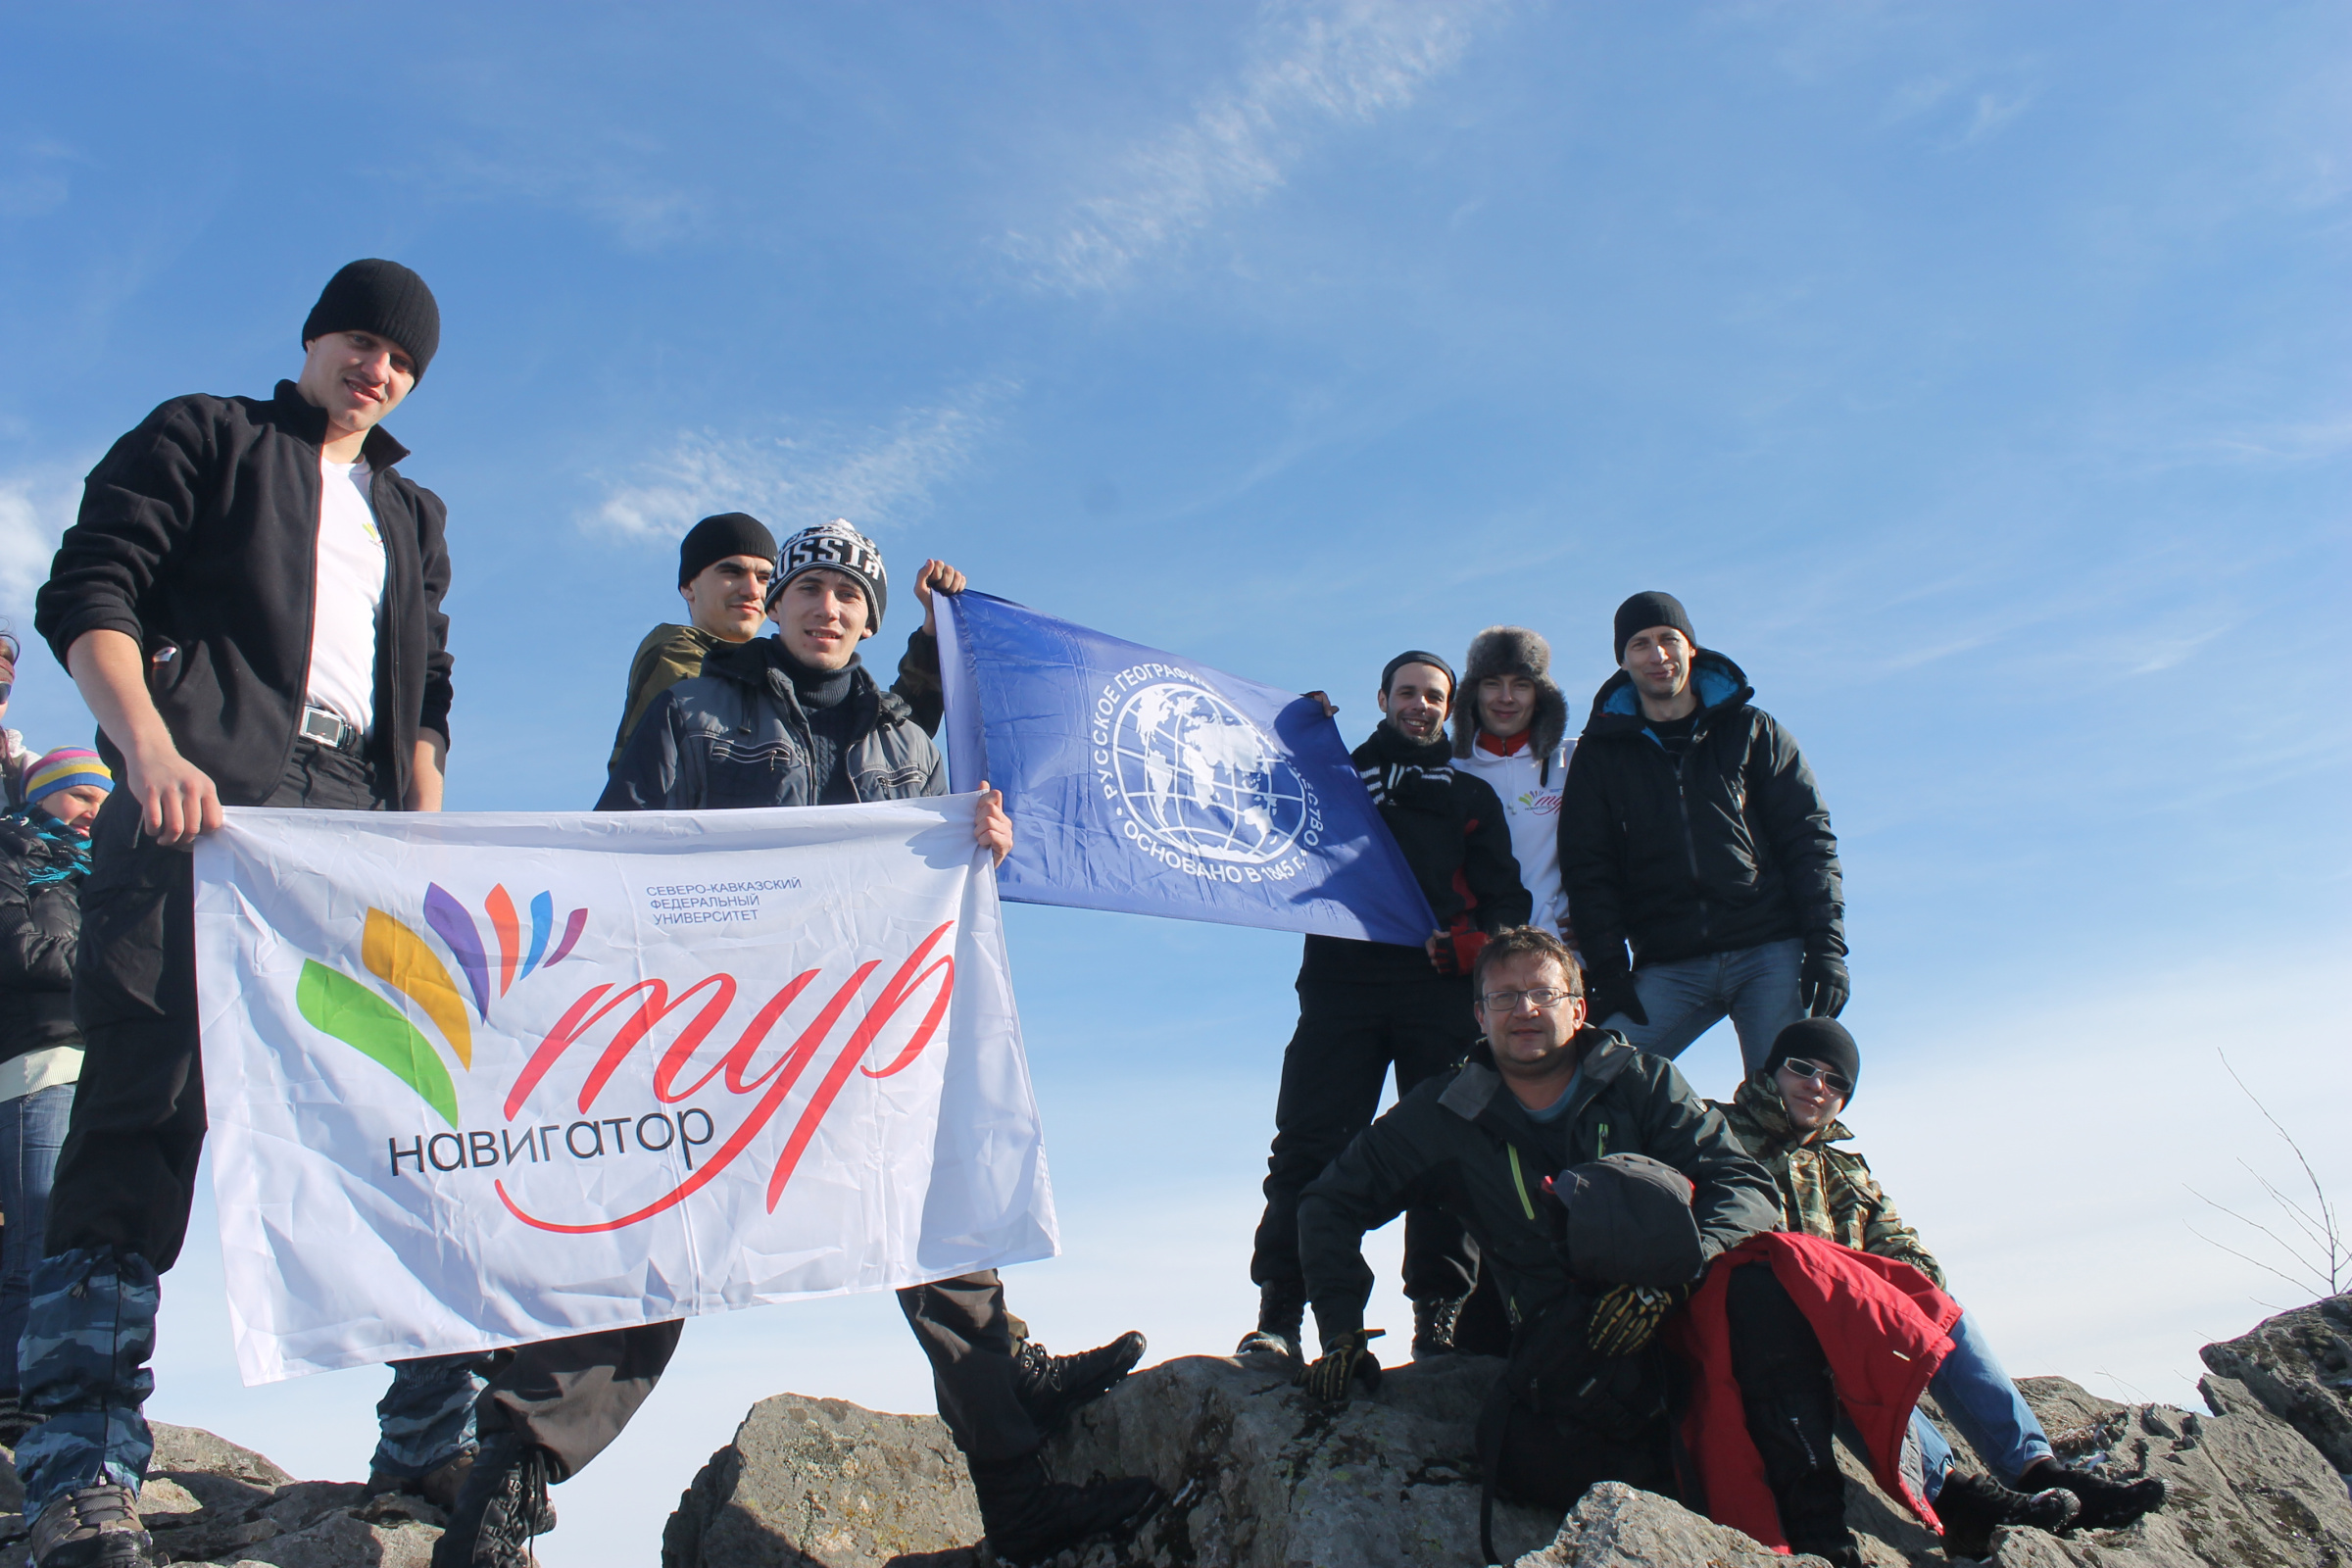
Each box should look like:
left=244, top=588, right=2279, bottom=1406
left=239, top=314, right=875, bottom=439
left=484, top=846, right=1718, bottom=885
left=308, top=457, right=387, bottom=734
left=1457, top=729, right=1576, bottom=940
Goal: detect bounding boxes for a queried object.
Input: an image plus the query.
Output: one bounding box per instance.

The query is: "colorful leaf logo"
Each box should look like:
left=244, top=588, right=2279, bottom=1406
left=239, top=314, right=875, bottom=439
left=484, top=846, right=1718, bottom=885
left=299, top=960, right=461, bottom=1126
left=302, top=883, right=589, bottom=1120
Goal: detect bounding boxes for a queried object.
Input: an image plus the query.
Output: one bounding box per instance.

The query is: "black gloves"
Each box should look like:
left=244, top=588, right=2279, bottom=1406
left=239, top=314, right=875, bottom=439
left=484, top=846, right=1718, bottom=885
left=1299, top=1328, right=1385, bottom=1401
left=1799, top=950, right=1849, bottom=1018
left=1588, top=1284, right=1682, bottom=1357
left=1583, top=945, right=1647, bottom=1027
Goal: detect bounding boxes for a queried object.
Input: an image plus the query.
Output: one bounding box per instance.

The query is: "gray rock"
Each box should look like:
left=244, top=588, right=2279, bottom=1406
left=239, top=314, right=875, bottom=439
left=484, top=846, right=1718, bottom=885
left=1509, top=1481, right=1838, bottom=1567
left=1045, top=1352, right=1563, bottom=1567
left=2199, top=1295, right=2352, bottom=1476
left=660, top=1392, right=984, bottom=1567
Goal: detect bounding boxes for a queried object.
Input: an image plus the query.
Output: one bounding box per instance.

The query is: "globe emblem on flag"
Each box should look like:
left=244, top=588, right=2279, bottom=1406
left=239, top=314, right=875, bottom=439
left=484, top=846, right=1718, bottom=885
left=1110, top=677, right=1311, bottom=865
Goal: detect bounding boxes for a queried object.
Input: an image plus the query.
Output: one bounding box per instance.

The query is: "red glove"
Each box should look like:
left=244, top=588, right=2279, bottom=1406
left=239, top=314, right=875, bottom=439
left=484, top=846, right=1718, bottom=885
left=1430, top=927, right=1487, bottom=977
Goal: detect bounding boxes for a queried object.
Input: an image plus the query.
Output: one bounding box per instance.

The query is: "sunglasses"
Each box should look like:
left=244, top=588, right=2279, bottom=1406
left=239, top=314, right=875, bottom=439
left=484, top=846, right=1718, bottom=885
left=1778, top=1057, right=1852, bottom=1099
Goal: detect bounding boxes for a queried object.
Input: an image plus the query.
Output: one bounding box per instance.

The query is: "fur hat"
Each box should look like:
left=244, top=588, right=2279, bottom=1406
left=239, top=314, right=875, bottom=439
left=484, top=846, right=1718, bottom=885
left=1452, top=625, right=1570, bottom=764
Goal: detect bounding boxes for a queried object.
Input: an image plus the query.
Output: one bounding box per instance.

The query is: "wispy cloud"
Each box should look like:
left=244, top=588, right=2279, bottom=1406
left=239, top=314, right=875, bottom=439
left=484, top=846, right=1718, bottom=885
left=0, top=465, right=83, bottom=623
left=1009, top=0, right=1501, bottom=293
left=585, top=383, right=1011, bottom=542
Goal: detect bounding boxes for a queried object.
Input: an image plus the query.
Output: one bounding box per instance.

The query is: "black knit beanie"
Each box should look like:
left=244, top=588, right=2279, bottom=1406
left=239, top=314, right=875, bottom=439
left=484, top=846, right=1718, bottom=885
left=678, top=513, right=779, bottom=588
left=1381, top=650, right=1455, bottom=697
left=1763, top=1017, right=1861, bottom=1102
left=1612, top=591, right=1698, bottom=665
left=301, top=260, right=441, bottom=378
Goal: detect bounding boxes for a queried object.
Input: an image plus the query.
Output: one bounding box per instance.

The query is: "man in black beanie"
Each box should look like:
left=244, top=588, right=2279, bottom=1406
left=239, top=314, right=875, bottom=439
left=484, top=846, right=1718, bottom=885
left=24, top=259, right=455, bottom=1568
left=1713, top=1018, right=2168, bottom=1550
left=1241, top=650, right=1530, bottom=1364
left=1558, top=591, right=1848, bottom=1078
left=606, top=513, right=970, bottom=767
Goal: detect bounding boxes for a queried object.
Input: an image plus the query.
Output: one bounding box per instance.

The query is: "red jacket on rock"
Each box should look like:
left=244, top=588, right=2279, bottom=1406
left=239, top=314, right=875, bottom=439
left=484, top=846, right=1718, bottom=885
left=1667, top=1231, right=1961, bottom=1549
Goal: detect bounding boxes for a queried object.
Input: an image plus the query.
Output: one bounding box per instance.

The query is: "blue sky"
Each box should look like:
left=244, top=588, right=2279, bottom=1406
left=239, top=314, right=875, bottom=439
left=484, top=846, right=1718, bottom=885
left=3, top=3, right=2347, bottom=1561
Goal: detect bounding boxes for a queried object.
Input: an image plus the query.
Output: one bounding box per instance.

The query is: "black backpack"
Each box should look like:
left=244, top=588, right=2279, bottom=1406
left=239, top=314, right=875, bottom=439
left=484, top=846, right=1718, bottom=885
left=1475, top=1288, right=1672, bottom=1564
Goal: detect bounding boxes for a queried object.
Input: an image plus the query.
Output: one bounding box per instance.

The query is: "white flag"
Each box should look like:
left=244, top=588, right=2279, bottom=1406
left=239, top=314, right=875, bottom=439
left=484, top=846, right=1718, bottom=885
left=192, top=795, right=1055, bottom=1385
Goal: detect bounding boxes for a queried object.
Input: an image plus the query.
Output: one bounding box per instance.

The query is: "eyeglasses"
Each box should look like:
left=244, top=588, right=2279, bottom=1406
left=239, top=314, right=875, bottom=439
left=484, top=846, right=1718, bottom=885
left=1778, top=1057, right=1852, bottom=1099
left=1479, top=987, right=1584, bottom=1012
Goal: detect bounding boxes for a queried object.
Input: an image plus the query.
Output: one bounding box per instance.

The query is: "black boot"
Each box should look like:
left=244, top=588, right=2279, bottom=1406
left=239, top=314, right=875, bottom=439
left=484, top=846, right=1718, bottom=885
left=430, top=1434, right=552, bottom=1568
left=969, top=1452, right=1165, bottom=1567
left=2019, top=1457, right=2168, bottom=1531
left=1410, top=1296, right=1464, bottom=1359
left=1935, top=1469, right=2081, bottom=1556
left=1012, top=1330, right=1146, bottom=1436
left=1725, top=1264, right=1856, bottom=1566
left=1236, top=1279, right=1305, bottom=1359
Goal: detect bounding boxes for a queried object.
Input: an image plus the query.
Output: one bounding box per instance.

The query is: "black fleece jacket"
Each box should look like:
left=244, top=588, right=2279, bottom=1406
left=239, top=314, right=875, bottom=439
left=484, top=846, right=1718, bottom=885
left=1558, top=652, right=1842, bottom=972
left=1298, top=722, right=1530, bottom=985
left=0, top=812, right=88, bottom=1065
left=35, top=382, right=454, bottom=807
left=1297, top=1029, right=1780, bottom=1345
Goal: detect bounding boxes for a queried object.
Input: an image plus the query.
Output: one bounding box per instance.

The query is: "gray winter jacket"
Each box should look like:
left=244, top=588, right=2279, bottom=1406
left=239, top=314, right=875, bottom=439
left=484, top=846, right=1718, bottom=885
left=598, top=638, right=944, bottom=810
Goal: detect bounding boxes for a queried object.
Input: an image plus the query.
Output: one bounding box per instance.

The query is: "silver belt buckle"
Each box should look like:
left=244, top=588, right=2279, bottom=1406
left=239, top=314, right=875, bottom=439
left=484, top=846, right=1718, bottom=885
left=300, top=707, right=349, bottom=748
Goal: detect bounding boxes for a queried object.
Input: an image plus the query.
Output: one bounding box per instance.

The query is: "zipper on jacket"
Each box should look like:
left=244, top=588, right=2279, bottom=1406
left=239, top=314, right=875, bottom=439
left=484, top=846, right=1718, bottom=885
left=1506, top=1144, right=1537, bottom=1221
left=1673, top=750, right=1711, bottom=947
left=1596, top=1121, right=1609, bottom=1157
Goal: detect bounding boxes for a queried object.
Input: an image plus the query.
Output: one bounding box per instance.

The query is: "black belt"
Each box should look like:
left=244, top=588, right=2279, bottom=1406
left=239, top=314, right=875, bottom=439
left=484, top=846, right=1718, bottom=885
left=298, top=706, right=367, bottom=756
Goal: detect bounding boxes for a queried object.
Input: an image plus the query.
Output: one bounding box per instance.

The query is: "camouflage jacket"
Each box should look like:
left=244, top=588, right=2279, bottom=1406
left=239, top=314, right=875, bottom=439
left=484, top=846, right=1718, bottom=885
left=1712, top=1075, right=1944, bottom=1288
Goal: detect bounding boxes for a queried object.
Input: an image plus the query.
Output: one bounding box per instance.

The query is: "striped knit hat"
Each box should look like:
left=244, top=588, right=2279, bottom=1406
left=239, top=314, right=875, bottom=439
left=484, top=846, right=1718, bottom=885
left=25, top=748, right=112, bottom=808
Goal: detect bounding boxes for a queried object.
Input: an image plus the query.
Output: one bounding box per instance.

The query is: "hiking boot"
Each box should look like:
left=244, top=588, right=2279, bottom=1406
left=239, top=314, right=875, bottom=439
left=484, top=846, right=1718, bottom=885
left=1935, top=1469, right=2080, bottom=1555
left=25, top=1482, right=157, bottom=1568
left=1410, top=1296, right=1464, bottom=1359
left=429, top=1435, right=552, bottom=1568
left=1012, top=1331, right=1146, bottom=1437
left=970, top=1452, right=1164, bottom=1566
left=1237, top=1280, right=1305, bottom=1360
left=2020, top=1457, right=2168, bottom=1531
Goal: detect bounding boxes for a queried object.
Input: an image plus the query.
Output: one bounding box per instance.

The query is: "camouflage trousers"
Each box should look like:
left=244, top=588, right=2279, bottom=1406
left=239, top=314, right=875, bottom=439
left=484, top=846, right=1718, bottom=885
left=14, top=1248, right=159, bottom=1514
left=370, top=1352, right=501, bottom=1479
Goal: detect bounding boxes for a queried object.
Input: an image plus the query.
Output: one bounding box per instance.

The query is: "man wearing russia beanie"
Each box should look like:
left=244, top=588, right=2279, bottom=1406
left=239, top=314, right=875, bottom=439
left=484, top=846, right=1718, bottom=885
left=1557, top=592, right=1848, bottom=1077
left=26, top=260, right=458, bottom=1568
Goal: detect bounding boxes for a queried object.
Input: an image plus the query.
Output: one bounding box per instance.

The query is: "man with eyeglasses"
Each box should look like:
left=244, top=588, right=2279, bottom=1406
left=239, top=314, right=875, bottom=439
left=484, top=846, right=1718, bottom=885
left=1291, top=926, right=1904, bottom=1563
left=1559, top=592, right=1847, bottom=1074
left=1717, top=1019, right=2170, bottom=1551
left=1241, top=651, right=1531, bottom=1365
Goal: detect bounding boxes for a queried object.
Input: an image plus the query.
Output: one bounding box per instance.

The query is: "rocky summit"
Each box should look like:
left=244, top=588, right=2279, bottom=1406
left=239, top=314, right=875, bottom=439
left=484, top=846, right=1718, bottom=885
left=5, top=1296, right=2347, bottom=1565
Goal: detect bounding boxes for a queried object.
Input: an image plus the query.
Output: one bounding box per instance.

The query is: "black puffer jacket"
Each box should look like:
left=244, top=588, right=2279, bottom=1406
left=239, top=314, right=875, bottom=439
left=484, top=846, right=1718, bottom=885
left=599, top=640, right=943, bottom=811
left=1297, top=1029, right=1780, bottom=1343
left=0, top=811, right=90, bottom=1065
left=1557, top=652, right=1842, bottom=971
left=1298, top=723, right=1531, bottom=985
left=36, top=382, right=454, bottom=807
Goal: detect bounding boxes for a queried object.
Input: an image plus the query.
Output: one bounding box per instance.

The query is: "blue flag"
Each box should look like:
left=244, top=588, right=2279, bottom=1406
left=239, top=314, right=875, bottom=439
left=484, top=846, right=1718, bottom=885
left=938, top=592, right=1435, bottom=946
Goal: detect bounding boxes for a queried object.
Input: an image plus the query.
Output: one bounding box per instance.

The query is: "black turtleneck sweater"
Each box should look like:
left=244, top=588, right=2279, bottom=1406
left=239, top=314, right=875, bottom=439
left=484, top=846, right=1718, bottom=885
left=770, top=644, right=861, bottom=805
left=1298, top=720, right=1532, bottom=985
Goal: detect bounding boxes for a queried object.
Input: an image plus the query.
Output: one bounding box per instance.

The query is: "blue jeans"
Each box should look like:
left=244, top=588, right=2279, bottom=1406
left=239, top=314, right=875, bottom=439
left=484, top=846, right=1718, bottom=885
left=371, top=1352, right=500, bottom=1479
left=0, top=1085, right=74, bottom=1396
left=1601, top=937, right=1805, bottom=1072
left=1911, top=1307, right=2056, bottom=1498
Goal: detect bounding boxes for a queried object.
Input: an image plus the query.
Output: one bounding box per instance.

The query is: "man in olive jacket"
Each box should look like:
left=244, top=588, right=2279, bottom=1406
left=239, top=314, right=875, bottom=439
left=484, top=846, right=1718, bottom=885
left=23, top=260, right=454, bottom=1568
left=1715, top=1019, right=2168, bottom=1544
